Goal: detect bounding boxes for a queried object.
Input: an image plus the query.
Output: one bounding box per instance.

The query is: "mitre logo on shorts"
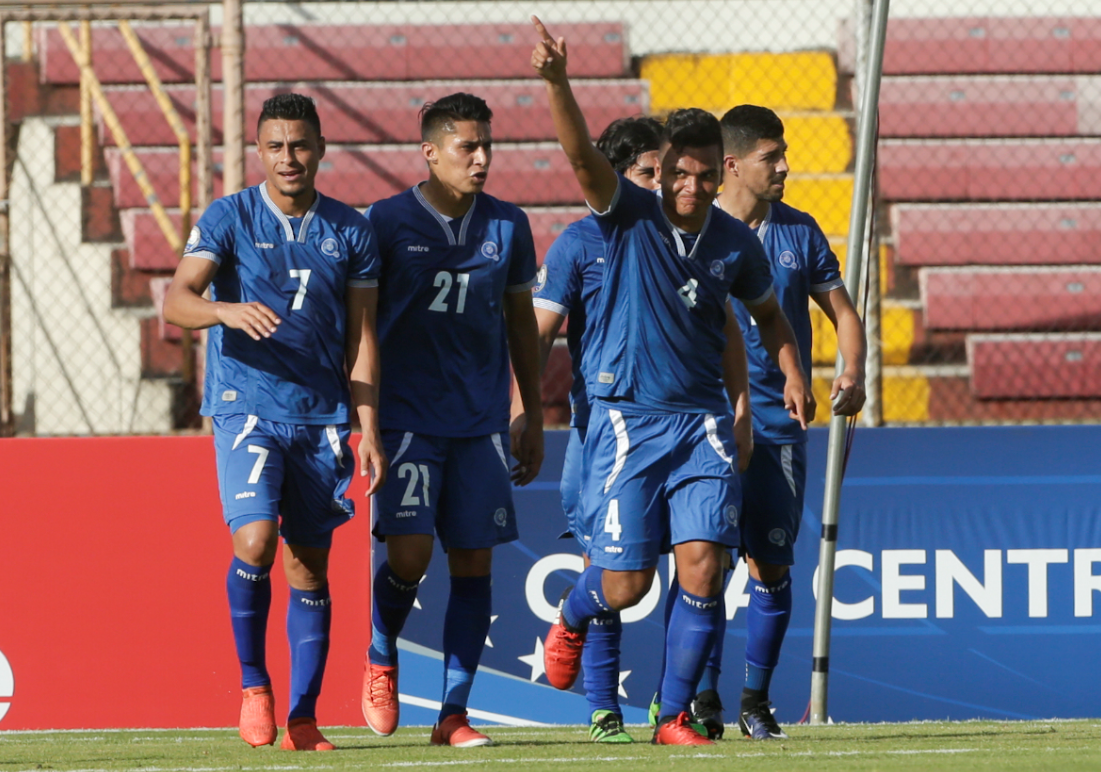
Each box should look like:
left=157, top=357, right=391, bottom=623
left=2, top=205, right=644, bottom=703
left=724, top=504, right=739, bottom=526
left=710, top=260, right=725, bottom=279
left=534, top=264, right=548, bottom=293
left=320, top=238, right=340, bottom=257
left=494, top=508, right=508, bottom=526
left=186, top=226, right=201, bottom=250
left=481, top=241, right=500, bottom=261
left=769, top=528, right=788, bottom=546
left=778, top=250, right=799, bottom=270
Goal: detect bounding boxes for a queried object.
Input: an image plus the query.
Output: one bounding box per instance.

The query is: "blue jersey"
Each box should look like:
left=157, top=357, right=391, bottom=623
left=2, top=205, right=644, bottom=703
left=532, top=216, right=604, bottom=428
left=370, top=185, right=537, bottom=437
left=732, top=200, right=843, bottom=445
left=587, top=178, right=775, bottom=414
left=187, top=184, right=380, bottom=424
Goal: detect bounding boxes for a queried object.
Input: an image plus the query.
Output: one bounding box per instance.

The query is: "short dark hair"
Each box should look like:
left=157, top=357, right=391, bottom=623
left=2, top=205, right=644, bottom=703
left=420, top=92, right=493, bottom=142
left=595, top=116, right=663, bottom=173
left=660, top=108, right=723, bottom=157
left=257, top=92, right=321, bottom=139
left=720, top=104, right=785, bottom=158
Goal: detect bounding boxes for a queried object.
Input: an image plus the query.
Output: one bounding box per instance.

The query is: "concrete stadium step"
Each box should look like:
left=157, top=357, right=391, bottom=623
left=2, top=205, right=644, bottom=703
left=921, top=266, right=1101, bottom=331
left=98, top=80, right=648, bottom=146
left=893, top=203, right=1101, bottom=267
left=36, top=22, right=628, bottom=85
left=968, top=333, right=1101, bottom=398
left=878, top=75, right=1101, bottom=138
left=879, top=138, right=1101, bottom=201
left=839, top=16, right=1101, bottom=75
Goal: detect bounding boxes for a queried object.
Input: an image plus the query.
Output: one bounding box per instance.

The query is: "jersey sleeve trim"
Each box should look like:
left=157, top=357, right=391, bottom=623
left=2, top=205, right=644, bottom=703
left=506, top=279, right=537, bottom=293
left=533, top=297, right=570, bottom=315
left=587, top=177, right=621, bottom=218
left=348, top=278, right=379, bottom=288
left=810, top=278, right=845, bottom=294
left=183, top=250, right=221, bottom=264
left=744, top=285, right=776, bottom=307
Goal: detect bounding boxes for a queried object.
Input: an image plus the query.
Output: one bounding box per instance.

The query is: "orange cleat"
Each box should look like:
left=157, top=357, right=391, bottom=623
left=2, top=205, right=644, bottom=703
left=430, top=711, right=493, bottom=747
left=280, top=717, right=335, bottom=751
left=652, top=712, right=716, bottom=746
left=238, top=686, right=277, bottom=747
left=362, top=657, right=399, bottom=736
left=543, top=604, right=586, bottom=690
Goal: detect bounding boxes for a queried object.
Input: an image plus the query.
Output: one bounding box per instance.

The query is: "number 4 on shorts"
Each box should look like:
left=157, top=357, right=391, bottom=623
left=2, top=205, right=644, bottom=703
left=604, top=499, right=622, bottom=541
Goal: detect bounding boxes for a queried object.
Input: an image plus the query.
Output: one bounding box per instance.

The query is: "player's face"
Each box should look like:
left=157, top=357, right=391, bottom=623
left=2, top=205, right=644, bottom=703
left=257, top=118, right=325, bottom=209
left=657, top=143, right=723, bottom=226
left=623, top=150, right=660, bottom=190
left=423, top=120, right=493, bottom=197
left=732, top=136, right=789, bottom=203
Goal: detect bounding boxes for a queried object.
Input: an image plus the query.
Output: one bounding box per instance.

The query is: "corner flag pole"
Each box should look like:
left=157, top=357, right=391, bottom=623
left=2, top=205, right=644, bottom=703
left=808, top=0, right=890, bottom=725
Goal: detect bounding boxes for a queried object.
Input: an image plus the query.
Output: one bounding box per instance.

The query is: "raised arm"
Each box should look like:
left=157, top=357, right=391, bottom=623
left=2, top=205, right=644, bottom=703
left=747, top=294, right=815, bottom=429
left=346, top=285, right=388, bottom=495
left=811, top=286, right=867, bottom=416
left=163, top=255, right=281, bottom=340
left=530, top=15, right=619, bottom=213
left=504, top=290, right=545, bottom=486
left=722, top=300, right=753, bottom=472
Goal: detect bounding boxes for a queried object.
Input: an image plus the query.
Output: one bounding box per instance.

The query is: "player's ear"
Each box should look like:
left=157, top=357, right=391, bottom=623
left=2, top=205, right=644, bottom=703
left=421, top=141, right=438, bottom=165
left=724, top=154, right=739, bottom=177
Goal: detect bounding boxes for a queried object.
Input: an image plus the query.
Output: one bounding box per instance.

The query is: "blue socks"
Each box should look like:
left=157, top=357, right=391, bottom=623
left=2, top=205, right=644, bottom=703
left=583, top=613, right=623, bottom=716
left=287, top=586, right=331, bottom=720
left=440, top=575, right=492, bottom=721
left=369, top=561, right=420, bottom=667
left=226, top=557, right=272, bottom=689
left=743, top=574, right=792, bottom=703
left=658, top=588, right=723, bottom=719
left=562, top=565, right=611, bottom=630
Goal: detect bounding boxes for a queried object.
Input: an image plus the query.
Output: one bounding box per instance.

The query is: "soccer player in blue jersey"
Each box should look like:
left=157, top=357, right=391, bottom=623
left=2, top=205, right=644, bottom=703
left=360, top=92, right=543, bottom=748
left=719, top=104, right=866, bottom=740
left=163, top=93, right=387, bottom=752
left=530, top=19, right=813, bottom=745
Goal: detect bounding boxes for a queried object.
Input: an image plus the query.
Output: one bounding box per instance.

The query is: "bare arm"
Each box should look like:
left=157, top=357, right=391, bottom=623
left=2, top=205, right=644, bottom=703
left=722, top=300, right=753, bottom=473
left=346, top=285, right=387, bottom=495
left=811, top=285, right=867, bottom=416
left=163, top=255, right=281, bottom=340
left=510, top=306, right=564, bottom=421
left=530, top=16, right=619, bottom=214
left=747, top=293, right=815, bottom=429
left=504, top=290, right=545, bottom=486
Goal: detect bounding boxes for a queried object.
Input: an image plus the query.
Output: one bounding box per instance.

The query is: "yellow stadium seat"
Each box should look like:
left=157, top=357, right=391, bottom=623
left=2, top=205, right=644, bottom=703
left=784, top=175, right=851, bottom=237
left=783, top=114, right=851, bottom=174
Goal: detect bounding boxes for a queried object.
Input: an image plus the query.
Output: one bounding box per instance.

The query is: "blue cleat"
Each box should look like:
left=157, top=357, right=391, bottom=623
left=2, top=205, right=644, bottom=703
left=738, top=702, right=788, bottom=740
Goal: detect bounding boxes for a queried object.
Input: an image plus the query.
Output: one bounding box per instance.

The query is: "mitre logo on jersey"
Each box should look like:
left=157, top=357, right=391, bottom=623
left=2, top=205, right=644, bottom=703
left=534, top=264, right=548, bottom=292
left=710, top=260, right=725, bottom=279
left=778, top=250, right=799, bottom=269
left=186, top=226, right=201, bottom=249
left=321, top=238, right=340, bottom=257
left=481, top=241, right=500, bottom=261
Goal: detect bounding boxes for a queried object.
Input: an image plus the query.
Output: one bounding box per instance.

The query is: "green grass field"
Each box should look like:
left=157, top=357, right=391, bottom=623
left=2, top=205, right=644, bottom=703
left=3, top=721, right=1101, bottom=772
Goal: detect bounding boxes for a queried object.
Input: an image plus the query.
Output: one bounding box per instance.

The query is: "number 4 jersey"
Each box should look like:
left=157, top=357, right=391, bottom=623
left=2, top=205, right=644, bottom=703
left=185, top=184, right=380, bottom=424
left=369, top=185, right=537, bottom=437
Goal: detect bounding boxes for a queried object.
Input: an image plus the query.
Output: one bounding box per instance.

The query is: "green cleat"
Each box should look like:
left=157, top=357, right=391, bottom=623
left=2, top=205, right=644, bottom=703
left=648, top=693, right=661, bottom=727
left=589, top=710, right=634, bottom=743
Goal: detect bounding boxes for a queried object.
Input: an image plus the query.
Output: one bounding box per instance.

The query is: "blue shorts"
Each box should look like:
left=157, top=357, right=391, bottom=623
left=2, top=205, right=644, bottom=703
left=739, top=441, right=807, bottom=566
left=373, top=430, right=518, bottom=550
left=580, top=402, right=742, bottom=571
left=213, top=414, right=355, bottom=549
left=560, top=426, right=589, bottom=548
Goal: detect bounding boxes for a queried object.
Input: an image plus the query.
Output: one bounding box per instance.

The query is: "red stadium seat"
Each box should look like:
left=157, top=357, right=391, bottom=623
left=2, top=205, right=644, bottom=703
left=893, top=203, right=1101, bottom=266
left=878, top=76, right=1084, bottom=138
left=526, top=208, right=588, bottom=263
left=921, top=266, right=1101, bottom=330
left=879, top=139, right=1101, bottom=201
left=968, top=332, right=1101, bottom=398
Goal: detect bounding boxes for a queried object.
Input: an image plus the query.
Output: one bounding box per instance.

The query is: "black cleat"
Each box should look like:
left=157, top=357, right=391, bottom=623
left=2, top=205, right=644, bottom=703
left=690, top=689, right=725, bottom=740
left=738, top=701, right=788, bottom=740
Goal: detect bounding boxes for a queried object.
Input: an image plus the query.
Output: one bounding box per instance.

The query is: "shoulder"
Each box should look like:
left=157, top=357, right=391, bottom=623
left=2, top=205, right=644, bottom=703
left=710, top=206, right=760, bottom=245
left=774, top=200, right=824, bottom=234
left=480, top=193, right=531, bottom=226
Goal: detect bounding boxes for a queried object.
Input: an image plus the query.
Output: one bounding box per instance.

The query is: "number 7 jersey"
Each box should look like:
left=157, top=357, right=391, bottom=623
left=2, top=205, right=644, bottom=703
left=368, top=185, right=537, bottom=437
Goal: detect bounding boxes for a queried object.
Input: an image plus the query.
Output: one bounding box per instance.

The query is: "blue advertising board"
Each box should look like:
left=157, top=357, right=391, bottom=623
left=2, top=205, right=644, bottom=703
left=374, top=426, right=1101, bottom=726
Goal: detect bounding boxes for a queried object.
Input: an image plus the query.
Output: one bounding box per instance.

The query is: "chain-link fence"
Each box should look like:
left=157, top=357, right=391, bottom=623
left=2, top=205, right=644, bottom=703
left=1, top=0, right=1097, bottom=436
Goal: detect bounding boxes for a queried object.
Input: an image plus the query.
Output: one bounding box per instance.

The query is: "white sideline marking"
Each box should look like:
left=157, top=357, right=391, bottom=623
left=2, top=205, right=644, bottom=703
left=380, top=758, right=643, bottom=769
left=398, top=694, right=551, bottom=727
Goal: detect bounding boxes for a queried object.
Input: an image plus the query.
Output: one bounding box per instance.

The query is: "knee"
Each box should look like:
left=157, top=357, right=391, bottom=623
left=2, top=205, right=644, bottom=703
left=448, top=548, right=492, bottom=578
left=749, top=560, right=789, bottom=585
left=385, top=537, right=434, bottom=583
left=232, top=527, right=278, bottom=566
left=602, top=569, right=655, bottom=610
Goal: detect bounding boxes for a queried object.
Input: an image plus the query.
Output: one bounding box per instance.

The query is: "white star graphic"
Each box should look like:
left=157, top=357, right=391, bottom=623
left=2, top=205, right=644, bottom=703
left=413, top=574, right=427, bottom=610
left=517, top=637, right=546, bottom=682
left=485, top=615, right=499, bottom=648
left=618, top=669, right=631, bottom=699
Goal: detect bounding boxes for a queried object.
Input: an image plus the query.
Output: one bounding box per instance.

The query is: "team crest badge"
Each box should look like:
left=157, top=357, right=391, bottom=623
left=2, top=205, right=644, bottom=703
left=724, top=504, right=739, bottom=526
left=779, top=250, right=798, bottom=269
left=769, top=528, right=787, bottom=546
left=481, top=241, right=500, bottom=261
left=321, top=238, right=340, bottom=257
left=494, top=508, right=508, bottom=527
left=534, top=264, right=548, bottom=292
left=710, top=260, right=725, bottom=279
left=186, top=226, right=201, bottom=250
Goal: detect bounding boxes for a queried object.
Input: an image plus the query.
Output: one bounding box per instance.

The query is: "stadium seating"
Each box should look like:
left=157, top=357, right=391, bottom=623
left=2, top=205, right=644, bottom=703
left=968, top=333, right=1101, bottom=398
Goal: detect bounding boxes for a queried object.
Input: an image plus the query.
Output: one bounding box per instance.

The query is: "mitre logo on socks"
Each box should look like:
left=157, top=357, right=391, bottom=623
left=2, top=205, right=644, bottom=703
left=236, top=567, right=270, bottom=582
left=299, top=596, right=331, bottom=607
left=681, top=593, right=720, bottom=610
left=753, top=577, right=791, bottom=594
left=387, top=574, right=419, bottom=593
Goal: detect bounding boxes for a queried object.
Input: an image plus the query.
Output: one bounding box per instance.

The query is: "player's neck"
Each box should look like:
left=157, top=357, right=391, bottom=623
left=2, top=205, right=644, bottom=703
left=718, top=187, right=769, bottom=229
left=661, top=197, right=706, bottom=234
left=419, top=178, right=475, bottom=219
left=264, top=181, right=317, bottom=218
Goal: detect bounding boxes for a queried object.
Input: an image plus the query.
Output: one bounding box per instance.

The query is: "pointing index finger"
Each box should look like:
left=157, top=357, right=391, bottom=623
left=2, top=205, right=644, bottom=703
left=530, top=14, right=554, bottom=43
